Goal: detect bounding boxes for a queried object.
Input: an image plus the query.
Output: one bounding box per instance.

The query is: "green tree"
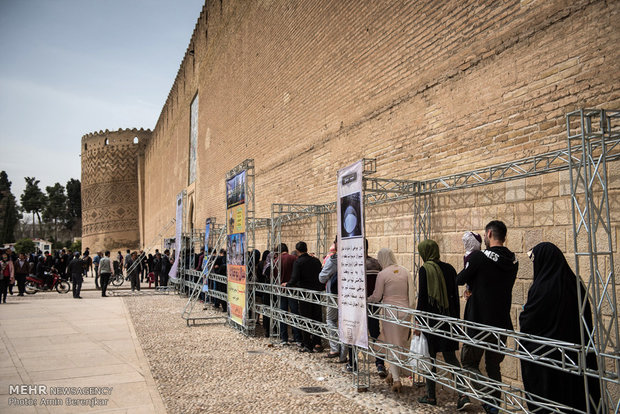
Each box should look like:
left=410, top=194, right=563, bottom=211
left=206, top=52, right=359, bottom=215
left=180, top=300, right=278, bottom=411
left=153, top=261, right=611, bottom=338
left=21, top=177, right=47, bottom=238
left=65, top=179, right=81, bottom=231
left=69, top=239, right=81, bottom=254
left=14, top=238, right=36, bottom=254
left=0, top=171, right=20, bottom=244
left=43, top=183, right=68, bottom=242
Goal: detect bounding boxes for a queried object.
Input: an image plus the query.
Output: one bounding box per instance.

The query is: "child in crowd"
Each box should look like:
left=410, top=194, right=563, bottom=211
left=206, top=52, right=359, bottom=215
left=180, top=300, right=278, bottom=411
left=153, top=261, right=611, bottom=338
left=462, top=231, right=482, bottom=300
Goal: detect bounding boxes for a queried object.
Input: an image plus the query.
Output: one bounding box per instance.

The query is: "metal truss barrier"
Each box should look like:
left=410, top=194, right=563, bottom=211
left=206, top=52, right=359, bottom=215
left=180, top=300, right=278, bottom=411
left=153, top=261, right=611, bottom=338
left=176, top=111, right=619, bottom=413
left=567, top=109, right=620, bottom=414
left=253, top=283, right=613, bottom=381
left=122, top=217, right=176, bottom=289
left=253, top=285, right=595, bottom=414
left=254, top=302, right=582, bottom=414
left=181, top=223, right=228, bottom=325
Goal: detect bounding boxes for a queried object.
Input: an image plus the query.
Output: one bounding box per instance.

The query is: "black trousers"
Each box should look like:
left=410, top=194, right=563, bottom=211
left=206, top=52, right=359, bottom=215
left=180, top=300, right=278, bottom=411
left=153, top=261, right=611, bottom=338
left=0, top=278, right=8, bottom=302
left=72, top=274, right=83, bottom=298
left=298, top=300, right=322, bottom=350
left=427, top=350, right=462, bottom=399
left=367, top=310, right=384, bottom=367
left=100, top=273, right=110, bottom=296
left=261, top=292, right=271, bottom=337
left=16, top=274, right=26, bottom=295
left=461, top=340, right=505, bottom=402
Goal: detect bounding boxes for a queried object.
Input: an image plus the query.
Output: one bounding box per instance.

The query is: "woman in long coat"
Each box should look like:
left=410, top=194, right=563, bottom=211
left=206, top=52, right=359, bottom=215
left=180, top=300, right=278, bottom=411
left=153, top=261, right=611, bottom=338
left=367, top=248, right=411, bottom=392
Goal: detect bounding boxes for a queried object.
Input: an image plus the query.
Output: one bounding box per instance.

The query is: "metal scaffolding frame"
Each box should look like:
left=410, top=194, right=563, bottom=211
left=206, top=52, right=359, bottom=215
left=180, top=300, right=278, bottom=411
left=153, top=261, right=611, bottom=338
left=268, top=203, right=331, bottom=342
left=181, top=221, right=227, bottom=326
left=567, top=109, right=620, bottom=413
left=223, top=159, right=259, bottom=336
left=174, top=110, right=619, bottom=412
left=260, top=110, right=620, bottom=412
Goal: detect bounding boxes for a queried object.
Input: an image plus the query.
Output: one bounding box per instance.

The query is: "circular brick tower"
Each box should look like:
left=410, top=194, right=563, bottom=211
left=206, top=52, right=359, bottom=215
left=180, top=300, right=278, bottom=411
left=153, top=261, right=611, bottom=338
left=81, top=128, right=151, bottom=251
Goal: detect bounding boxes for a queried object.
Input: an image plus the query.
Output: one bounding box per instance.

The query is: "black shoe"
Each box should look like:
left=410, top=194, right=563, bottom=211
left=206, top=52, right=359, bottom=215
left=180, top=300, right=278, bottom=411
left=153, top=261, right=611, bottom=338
left=482, top=403, right=499, bottom=414
left=418, top=396, right=437, bottom=406
left=457, top=396, right=471, bottom=411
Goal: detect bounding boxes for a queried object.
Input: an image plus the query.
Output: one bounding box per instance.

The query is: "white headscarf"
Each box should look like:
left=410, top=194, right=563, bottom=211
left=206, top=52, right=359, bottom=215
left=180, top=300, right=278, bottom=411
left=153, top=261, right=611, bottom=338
left=377, top=248, right=397, bottom=269
left=462, top=231, right=482, bottom=256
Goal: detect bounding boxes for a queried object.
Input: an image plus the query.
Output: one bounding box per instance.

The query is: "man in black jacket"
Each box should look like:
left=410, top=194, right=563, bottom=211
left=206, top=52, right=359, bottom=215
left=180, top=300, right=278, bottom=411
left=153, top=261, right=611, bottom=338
left=456, top=220, right=518, bottom=414
left=67, top=252, right=85, bottom=299
left=286, top=241, right=324, bottom=353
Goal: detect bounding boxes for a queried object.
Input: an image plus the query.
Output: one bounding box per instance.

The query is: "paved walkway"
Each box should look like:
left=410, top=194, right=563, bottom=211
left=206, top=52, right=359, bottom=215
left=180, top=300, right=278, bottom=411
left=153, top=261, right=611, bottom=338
left=0, top=280, right=166, bottom=414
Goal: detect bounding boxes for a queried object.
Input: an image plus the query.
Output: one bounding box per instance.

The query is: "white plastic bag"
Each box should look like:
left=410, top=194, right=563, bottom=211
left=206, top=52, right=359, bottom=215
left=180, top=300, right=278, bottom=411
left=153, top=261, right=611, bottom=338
left=409, top=333, right=430, bottom=373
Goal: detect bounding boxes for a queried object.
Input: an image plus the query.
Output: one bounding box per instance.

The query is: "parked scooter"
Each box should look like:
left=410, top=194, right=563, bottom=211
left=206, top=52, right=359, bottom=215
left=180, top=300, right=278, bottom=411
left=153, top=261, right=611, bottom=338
left=25, top=268, right=71, bottom=294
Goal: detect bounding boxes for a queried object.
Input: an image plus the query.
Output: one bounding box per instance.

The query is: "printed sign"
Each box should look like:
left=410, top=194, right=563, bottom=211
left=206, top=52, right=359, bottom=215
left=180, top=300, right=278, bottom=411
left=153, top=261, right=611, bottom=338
left=226, top=171, right=247, bottom=326
left=169, top=192, right=184, bottom=280
left=337, top=160, right=368, bottom=349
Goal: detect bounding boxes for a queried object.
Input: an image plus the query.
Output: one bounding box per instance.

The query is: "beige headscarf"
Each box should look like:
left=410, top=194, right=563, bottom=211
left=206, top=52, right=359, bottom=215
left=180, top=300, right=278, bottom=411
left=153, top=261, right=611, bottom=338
left=377, top=248, right=397, bottom=269
left=377, top=248, right=415, bottom=308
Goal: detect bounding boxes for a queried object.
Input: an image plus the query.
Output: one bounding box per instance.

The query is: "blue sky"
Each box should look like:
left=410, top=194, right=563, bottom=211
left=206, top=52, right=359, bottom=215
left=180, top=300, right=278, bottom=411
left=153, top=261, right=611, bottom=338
left=0, top=0, right=205, bottom=202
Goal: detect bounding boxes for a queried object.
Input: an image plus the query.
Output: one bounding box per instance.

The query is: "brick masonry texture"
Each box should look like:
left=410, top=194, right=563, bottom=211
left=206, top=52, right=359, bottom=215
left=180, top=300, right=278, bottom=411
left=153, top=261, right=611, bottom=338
left=82, top=0, right=620, bottom=385
left=81, top=129, right=152, bottom=251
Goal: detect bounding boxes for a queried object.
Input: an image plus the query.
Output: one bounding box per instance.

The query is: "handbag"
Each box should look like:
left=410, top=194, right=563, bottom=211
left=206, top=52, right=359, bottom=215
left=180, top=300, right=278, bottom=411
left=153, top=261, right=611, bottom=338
left=409, top=333, right=430, bottom=373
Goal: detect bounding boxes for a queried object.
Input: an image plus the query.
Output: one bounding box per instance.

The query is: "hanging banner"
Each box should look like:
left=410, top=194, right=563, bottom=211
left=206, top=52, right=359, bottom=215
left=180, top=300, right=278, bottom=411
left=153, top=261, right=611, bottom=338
left=226, top=171, right=247, bottom=326
left=202, top=218, right=212, bottom=292
left=169, top=192, right=184, bottom=280
left=337, top=160, right=368, bottom=349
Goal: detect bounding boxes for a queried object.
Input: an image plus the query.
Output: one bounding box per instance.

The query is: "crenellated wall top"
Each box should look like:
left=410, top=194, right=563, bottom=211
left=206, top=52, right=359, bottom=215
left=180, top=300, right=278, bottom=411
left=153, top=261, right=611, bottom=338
left=81, top=128, right=152, bottom=151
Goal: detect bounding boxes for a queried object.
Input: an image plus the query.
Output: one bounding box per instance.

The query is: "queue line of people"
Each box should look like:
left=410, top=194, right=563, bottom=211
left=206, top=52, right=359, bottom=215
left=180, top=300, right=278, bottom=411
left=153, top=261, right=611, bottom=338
left=249, top=219, right=598, bottom=414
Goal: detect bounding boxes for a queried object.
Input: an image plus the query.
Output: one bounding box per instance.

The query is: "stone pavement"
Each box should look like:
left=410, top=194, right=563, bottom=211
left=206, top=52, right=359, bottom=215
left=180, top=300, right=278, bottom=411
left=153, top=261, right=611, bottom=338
left=0, top=279, right=166, bottom=414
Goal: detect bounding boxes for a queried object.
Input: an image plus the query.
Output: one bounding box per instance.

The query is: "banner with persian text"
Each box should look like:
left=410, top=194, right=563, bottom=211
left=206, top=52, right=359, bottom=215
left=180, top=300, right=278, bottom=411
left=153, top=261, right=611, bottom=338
left=202, top=218, right=211, bottom=292
left=226, top=171, right=247, bottom=326
left=337, top=160, right=368, bottom=349
left=169, top=192, right=183, bottom=280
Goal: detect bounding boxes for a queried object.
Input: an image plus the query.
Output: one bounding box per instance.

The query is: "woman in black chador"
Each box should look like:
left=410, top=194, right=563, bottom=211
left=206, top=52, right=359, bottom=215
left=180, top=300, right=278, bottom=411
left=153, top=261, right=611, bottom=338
left=519, top=242, right=600, bottom=413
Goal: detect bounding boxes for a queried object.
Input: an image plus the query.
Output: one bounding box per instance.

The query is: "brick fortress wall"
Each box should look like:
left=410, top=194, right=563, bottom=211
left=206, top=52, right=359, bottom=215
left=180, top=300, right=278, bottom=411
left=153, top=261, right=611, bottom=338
left=81, top=129, right=152, bottom=252
left=89, top=0, right=619, bottom=386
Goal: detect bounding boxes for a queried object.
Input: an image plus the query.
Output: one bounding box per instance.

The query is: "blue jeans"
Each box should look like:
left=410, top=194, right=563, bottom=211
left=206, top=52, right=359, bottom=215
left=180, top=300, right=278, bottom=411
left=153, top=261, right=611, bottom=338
left=280, top=296, right=302, bottom=343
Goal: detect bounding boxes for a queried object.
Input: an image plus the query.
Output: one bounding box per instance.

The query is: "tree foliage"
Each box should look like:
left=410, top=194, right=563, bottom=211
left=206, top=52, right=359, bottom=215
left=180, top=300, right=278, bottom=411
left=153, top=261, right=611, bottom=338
left=43, top=183, right=68, bottom=242
left=20, top=177, right=47, bottom=238
left=65, top=178, right=81, bottom=230
left=14, top=238, right=36, bottom=254
left=0, top=171, right=20, bottom=244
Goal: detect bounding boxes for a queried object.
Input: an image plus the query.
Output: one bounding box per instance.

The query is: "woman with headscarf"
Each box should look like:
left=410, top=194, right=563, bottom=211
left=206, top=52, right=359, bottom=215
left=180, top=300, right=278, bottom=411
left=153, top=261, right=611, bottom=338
left=367, top=248, right=411, bottom=392
left=416, top=240, right=469, bottom=409
left=519, top=242, right=600, bottom=413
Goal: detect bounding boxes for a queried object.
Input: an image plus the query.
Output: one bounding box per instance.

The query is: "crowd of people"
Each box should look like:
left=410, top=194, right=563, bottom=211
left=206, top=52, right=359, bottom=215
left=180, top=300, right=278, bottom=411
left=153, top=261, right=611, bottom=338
left=0, top=246, right=175, bottom=300
left=234, top=219, right=599, bottom=414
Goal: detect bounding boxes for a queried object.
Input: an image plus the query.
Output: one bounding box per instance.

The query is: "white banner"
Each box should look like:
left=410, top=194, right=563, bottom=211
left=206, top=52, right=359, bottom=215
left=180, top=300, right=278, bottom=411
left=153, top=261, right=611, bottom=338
left=337, top=160, right=368, bottom=349
left=169, top=192, right=183, bottom=280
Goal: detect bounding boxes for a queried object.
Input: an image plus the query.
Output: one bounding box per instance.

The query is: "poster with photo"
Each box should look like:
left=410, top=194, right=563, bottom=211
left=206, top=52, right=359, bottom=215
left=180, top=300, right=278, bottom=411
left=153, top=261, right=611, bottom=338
left=169, top=192, right=184, bottom=280
left=226, top=170, right=247, bottom=327
left=202, top=218, right=211, bottom=292
left=226, top=171, right=246, bottom=208
left=337, top=160, right=368, bottom=349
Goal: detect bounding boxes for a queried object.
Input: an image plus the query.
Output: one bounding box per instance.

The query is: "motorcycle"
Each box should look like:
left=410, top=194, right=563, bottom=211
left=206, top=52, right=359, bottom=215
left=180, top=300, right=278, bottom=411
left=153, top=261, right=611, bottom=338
left=25, top=268, right=71, bottom=294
